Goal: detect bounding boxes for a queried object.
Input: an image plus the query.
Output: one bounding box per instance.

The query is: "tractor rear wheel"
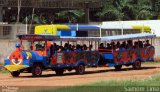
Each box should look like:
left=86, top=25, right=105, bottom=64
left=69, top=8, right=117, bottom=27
left=32, top=64, right=43, bottom=77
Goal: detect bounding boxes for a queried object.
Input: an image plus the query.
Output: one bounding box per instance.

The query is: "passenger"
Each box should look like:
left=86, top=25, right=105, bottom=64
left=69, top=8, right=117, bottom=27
left=122, top=41, right=127, bottom=49
left=144, top=40, right=151, bottom=47
left=46, top=41, right=51, bottom=57
left=126, top=40, right=133, bottom=50
left=50, top=44, right=54, bottom=56
left=76, top=44, right=81, bottom=51
left=35, top=42, right=43, bottom=50
left=139, top=41, right=143, bottom=48
left=71, top=45, right=76, bottom=51
left=98, top=43, right=105, bottom=51
left=133, top=41, right=138, bottom=49
left=111, top=42, right=116, bottom=50
left=64, top=43, right=69, bottom=51
left=115, top=41, right=120, bottom=51
left=89, top=45, right=93, bottom=51
left=83, top=44, right=87, bottom=51
left=58, top=46, right=63, bottom=52
left=106, top=43, right=111, bottom=50
left=120, top=44, right=126, bottom=51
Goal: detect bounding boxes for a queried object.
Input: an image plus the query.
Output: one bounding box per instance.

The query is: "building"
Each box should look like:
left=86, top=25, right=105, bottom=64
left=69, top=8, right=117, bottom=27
left=0, top=0, right=102, bottom=23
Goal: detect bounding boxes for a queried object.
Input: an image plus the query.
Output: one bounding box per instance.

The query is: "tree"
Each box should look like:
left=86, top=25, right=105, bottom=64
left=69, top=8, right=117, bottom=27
left=97, top=0, right=153, bottom=21
left=55, top=10, right=85, bottom=23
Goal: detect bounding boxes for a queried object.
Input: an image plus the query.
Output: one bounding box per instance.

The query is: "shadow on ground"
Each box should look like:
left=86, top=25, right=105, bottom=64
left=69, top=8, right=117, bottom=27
left=19, top=66, right=160, bottom=78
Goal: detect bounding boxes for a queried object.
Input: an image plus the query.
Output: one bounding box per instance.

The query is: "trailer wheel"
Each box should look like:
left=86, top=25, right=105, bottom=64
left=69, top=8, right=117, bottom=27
left=114, top=65, right=122, bottom=71
left=11, top=71, right=20, bottom=77
left=76, top=65, right=85, bottom=74
left=132, top=60, right=141, bottom=70
left=55, top=70, right=64, bottom=75
left=32, top=64, right=42, bottom=77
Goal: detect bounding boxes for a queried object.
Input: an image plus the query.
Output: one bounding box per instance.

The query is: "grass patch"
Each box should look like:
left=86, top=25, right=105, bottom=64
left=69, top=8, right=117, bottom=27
left=42, top=74, right=160, bottom=92
left=0, top=65, right=8, bottom=74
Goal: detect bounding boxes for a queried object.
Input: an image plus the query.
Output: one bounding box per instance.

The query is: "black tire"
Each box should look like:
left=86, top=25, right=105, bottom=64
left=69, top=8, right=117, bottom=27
left=55, top=70, right=64, bottom=75
left=132, top=60, right=141, bottom=70
left=11, top=71, right=20, bottom=77
left=76, top=65, right=85, bottom=74
left=32, top=64, right=43, bottom=77
left=114, top=65, right=122, bottom=71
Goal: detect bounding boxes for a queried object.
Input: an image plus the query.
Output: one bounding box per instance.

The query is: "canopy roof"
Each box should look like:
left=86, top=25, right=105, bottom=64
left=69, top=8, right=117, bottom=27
left=17, top=33, right=156, bottom=42
left=60, top=37, right=101, bottom=41
left=101, top=33, right=156, bottom=42
left=61, top=33, right=156, bottom=42
left=17, top=34, right=60, bottom=41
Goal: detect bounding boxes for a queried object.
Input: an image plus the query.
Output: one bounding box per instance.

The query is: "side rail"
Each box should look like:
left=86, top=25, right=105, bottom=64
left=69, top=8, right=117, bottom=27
left=113, top=46, right=155, bottom=64
left=51, top=51, right=100, bottom=66
left=137, top=46, right=155, bottom=61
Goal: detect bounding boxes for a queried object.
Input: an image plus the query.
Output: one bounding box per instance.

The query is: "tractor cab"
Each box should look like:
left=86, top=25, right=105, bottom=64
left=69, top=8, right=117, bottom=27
left=4, top=34, right=60, bottom=77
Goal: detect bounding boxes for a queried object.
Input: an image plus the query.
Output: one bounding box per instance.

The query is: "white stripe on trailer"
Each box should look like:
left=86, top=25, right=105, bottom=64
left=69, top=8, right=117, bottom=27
left=101, top=33, right=156, bottom=42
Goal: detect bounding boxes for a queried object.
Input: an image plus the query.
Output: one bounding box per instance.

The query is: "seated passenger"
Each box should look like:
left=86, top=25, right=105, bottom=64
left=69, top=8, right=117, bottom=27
left=98, top=43, right=105, bottom=50
left=89, top=45, right=93, bottom=51
left=144, top=40, right=151, bottom=47
left=133, top=41, right=138, bottom=49
left=35, top=42, right=43, bottom=50
left=126, top=40, right=133, bottom=50
left=76, top=44, right=82, bottom=51
left=83, top=44, right=87, bottom=51
left=106, top=43, right=111, bottom=50
left=120, top=44, right=126, bottom=51
left=115, top=41, right=120, bottom=51
left=63, top=43, right=69, bottom=51
left=139, top=41, right=144, bottom=48
left=71, top=45, right=75, bottom=51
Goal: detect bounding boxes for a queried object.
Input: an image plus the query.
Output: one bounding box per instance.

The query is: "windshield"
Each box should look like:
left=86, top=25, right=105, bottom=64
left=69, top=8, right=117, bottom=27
left=21, top=40, right=46, bottom=51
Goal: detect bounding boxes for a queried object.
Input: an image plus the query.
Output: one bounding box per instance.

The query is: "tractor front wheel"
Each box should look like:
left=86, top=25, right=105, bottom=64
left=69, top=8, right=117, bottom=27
left=11, top=71, right=20, bottom=77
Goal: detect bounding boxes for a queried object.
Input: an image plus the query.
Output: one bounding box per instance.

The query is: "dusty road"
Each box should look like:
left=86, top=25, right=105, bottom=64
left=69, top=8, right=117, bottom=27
left=0, top=63, right=160, bottom=86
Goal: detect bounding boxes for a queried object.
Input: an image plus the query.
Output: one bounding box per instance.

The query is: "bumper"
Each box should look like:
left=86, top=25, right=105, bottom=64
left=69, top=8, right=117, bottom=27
left=4, top=65, right=29, bottom=72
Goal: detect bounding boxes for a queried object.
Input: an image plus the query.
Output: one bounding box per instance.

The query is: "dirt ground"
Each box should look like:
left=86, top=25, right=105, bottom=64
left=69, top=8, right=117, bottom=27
left=0, top=63, right=160, bottom=86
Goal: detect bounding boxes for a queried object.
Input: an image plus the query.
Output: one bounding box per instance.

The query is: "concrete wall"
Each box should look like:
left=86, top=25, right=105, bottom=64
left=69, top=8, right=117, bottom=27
left=0, top=24, right=28, bottom=39
left=0, top=40, right=18, bottom=64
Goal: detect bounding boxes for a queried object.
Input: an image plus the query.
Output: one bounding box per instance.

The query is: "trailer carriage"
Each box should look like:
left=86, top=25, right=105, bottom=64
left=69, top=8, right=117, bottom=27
left=4, top=33, right=156, bottom=77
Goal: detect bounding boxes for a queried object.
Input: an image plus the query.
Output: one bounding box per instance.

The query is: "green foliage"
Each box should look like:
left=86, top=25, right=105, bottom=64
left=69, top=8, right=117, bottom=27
left=55, top=10, right=85, bottom=23
left=97, top=0, right=158, bottom=21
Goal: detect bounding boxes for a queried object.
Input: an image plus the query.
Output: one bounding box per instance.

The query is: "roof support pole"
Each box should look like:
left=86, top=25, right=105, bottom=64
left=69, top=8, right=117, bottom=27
left=0, top=6, right=3, bottom=22
left=121, top=21, right=124, bottom=35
